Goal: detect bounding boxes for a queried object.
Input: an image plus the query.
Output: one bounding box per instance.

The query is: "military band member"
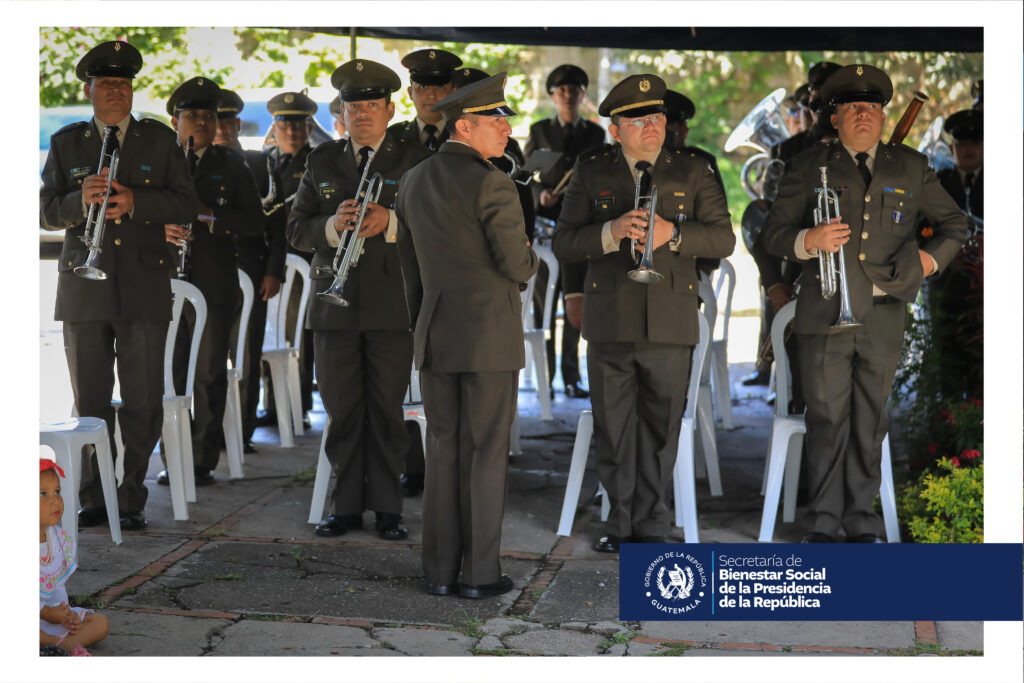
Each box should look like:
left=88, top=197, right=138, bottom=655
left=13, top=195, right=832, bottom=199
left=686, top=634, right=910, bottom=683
left=388, top=48, right=462, bottom=151
left=396, top=73, right=538, bottom=597
left=158, top=77, right=262, bottom=486
left=329, top=95, right=348, bottom=139
left=771, top=62, right=842, bottom=162
left=939, top=109, right=983, bottom=221
left=40, top=41, right=199, bottom=530
left=288, top=60, right=430, bottom=541
left=525, top=64, right=606, bottom=399
left=551, top=74, right=734, bottom=553
left=761, top=65, right=967, bottom=543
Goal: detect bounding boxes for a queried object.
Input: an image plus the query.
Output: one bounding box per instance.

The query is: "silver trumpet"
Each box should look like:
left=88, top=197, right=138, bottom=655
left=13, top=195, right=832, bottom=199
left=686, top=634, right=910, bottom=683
left=261, top=156, right=297, bottom=216
left=628, top=184, right=664, bottom=284
left=813, top=166, right=860, bottom=329
left=75, top=126, right=121, bottom=281
left=317, top=150, right=383, bottom=307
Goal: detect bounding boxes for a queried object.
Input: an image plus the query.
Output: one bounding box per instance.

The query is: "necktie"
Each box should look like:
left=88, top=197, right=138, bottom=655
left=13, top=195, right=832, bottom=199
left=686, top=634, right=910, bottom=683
left=357, top=146, right=374, bottom=177
left=562, top=123, right=574, bottom=151
left=964, top=172, right=974, bottom=191
left=855, top=151, right=872, bottom=187
left=187, top=149, right=198, bottom=175
left=423, top=124, right=439, bottom=152
left=634, top=160, right=652, bottom=203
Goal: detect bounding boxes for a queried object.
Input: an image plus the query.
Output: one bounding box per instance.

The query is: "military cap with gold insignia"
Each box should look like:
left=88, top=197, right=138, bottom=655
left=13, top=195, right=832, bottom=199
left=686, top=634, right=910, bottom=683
left=76, top=40, right=143, bottom=82
left=267, top=90, right=317, bottom=121
left=452, top=67, right=490, bottom=90
left=217, top=88, right=244, bottom=120
left=944, top=109, right=983, bottom=141
left=400, top=48, right=462, bottom=86
left=663, top=90, right=696, bottom=124
left=821, top=64, right=893, bottom=107
left=166, top=76, right=222, bottom=116
left=807, top=61, right=842, bottom=89
left=597, top=74, right=666, bottom=118
left=331, top=60, right=402, bottom=102
left=545, top=64, right=588, bottom=93
left=431, top=72, right=516, bottom=120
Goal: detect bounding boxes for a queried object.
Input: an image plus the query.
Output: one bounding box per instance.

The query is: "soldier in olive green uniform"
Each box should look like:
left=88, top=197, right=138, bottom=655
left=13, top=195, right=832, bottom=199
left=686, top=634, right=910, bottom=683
left=552, top=74, right=734, bottom=553
left=157, top=78, right=262, bottom=485
left=762, top=65, right=967, bottom=543
left=288, top=60, right=431, bottom=541
left=397, top=74, right=538, bottom=598
left=40, top=41, right=199, bottom=530
left=388, top=48, right=462, bottom=151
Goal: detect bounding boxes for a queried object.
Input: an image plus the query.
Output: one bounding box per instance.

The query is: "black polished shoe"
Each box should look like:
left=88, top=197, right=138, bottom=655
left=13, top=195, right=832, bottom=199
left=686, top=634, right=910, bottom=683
left=459, top=574, right=513, bottom=599
left=564, top=381, right=590, bottom=399
left=194, top=468, right=215, bottom=486
left=401, top=473, right=424, bottom=497
left=255, top=411, right=276, bottom=427
left=375, top=513, right=409, bottom=541
left=243, top=441, right=257, bottom=454
left=314, top=514, right=362, bottom=537
left=593, top=535, right=627, bottom=553
left=801, top=531, right=837, bottom=543
left=119, top=511, right=148, bottom=531
left=426, top=582, right=458, bottom=596
left=766, top=392, right=777, bottom=406
left=741, top=370, right=771, bottom=386
left=77, top=507, right=108, bottom=528
left=847, top=533, right=885, bottom=543
left=302, top=412, right=312, bottom=430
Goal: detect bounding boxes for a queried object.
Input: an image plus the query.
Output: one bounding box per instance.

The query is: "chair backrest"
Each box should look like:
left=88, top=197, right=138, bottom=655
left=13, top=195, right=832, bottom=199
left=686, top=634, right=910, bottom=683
left=683, top=312, right=711, bottom=420
left=520, top=272, right=538, bottom=327
left=713, top=259, right=736, bottom=342
left=232, top=269, right=255, bottom=370
left=697, top=275, right=718, bottom=381
left=265, top=254, right=311, bottom=351
left=405, top=364, right=422, bottom=404
left=167, top=279, right=207, bottom=398
left=771, top=300, right=798, bottom=418
left=533, top=243, right=560, bottom=331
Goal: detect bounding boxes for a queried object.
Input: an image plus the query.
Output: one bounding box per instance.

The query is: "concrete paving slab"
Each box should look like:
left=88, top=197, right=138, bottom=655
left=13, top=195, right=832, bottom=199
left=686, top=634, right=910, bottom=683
left=210, top=620, right=380, bottom=656
left=935, top=621, right=983, bottom=651
left=98, top=611, right=234, bottom=656
left=530, top=559, right=620, bottom=623
left=372, top=627, right=476, bottom=656
left=637, top=620, right=918, bottom=649
left=480, top=617, right=545, bottom=636
left=71, top=532, right=192, bottom=596
left=503, top=628, right=608, bottom=655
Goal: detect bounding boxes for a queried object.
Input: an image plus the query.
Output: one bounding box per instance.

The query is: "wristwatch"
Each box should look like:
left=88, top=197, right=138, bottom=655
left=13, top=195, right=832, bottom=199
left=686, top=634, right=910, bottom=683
left=669, top=224, right=682, bottom=248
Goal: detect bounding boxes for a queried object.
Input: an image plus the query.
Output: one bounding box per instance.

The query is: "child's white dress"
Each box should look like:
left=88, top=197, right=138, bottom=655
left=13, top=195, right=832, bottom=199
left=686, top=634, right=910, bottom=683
left=40, top=526, right=92, bottom=638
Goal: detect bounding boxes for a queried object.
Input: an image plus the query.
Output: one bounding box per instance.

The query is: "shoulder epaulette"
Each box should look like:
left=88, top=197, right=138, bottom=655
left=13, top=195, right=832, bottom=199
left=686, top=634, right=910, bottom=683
left=579, top=143, right=618, bottom=165
left=53, top=121, right=90, bottom=137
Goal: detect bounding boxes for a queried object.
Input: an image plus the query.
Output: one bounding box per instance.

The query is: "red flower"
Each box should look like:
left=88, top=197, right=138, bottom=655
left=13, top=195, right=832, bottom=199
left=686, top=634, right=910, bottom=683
left=950, top=457, right=960, bottom=468
left=927, top=442, right=938, bottom=456
left=940, top=409, right=956, bottom=425
left=959, top=449, right=981, bottom=460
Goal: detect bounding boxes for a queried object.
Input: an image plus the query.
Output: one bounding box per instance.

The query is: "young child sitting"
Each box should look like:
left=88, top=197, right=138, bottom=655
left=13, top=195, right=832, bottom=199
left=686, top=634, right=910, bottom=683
left=40, top=459, right=109, bottom=655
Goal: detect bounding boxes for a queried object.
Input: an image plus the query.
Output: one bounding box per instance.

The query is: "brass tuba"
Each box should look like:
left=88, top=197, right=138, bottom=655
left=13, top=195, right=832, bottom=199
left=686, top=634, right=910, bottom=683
left=725, top=88, right=791, bottom=202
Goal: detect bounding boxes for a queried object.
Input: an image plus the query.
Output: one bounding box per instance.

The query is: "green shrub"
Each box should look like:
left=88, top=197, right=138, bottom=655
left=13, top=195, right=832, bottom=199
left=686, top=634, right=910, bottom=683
left=904, top=457, right=983, bottom=544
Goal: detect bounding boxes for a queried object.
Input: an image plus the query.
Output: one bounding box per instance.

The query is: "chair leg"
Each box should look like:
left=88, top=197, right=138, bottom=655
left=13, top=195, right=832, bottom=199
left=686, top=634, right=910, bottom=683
left=162, top=410, right=189, bottom=521
left=112, top=403, right=125, bottom=487
left=673, top=417, right=700, bottom=542
left=599, top=483, right=610, bottom=522
left=758, top=422, right=801, bottom=542
left=93, top=431, right=123, bottom=545
left=223, top=376, right=244, bottom=479
left=286, top=352, right=304, bottom=438
left=509, top=412, right=521, bottom=456
left=308, top=426, right=332, bottom=524
left=266, top=356, right=295, bottom=447
left=696, top=392, right=722, bottom=496
left=760, top=419, right=775, bottom=496
left=179, top=404, right=197, bottom=503
left=531, top=340, right=553, bottom=421
left=50, top=440, right=78, bottom=554
left=711, top=343, right=735, bottom=430
left=782, top=433, right=804, bottom=523
left=556, top=411, right=593, bottom=536
left=880, top=434, right=901, bottom=542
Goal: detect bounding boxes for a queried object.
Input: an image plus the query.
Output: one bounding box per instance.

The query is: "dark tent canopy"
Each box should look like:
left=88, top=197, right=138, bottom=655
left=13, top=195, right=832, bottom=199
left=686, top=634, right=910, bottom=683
left=302, top=27, right=983, bottom=53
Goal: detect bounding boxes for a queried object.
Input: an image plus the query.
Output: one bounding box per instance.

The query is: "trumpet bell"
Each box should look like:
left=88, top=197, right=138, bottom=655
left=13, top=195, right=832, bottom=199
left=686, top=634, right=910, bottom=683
left=627, top=267, right=665, bottom=284
left=73, top=265, right=107, bottom=280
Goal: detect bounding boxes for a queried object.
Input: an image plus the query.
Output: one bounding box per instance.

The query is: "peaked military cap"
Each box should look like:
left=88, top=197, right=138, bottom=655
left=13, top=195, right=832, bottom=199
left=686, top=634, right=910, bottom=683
left=546, top=64, right=588, bottom=93
left=794, top=83, right=810, bottom=107
left=598, top=74, right=666, bottom=118
left=217, top=88, right=244, bottom=119
left=76, top=40, right=143, bottom=82
left=166, top=77, right=222, bottom=116
left=944, top=109, right=983, bottom=141
left=331, top=60, right=401, bottom=102
left=808, top=61, right=842, bottom=89
left=663, top=90, right=695, bottom=124
left=400, top=48, right=462, bottom=86
left=821, top=64, right=893, bottom=107
left=267, top=90, right=317, bottom=120
left=452, top=67, right=490, bottom=89
left=329, top=95, right=341, bottom=117
left=431, top=72, right=516, bottom=119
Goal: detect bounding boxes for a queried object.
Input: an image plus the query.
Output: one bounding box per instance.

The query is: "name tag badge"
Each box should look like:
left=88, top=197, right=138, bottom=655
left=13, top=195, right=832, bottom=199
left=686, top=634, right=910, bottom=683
left=595, top=195, right=615, bottom=211
left=318, top=181, right=338, bottom=198
left=140, top=164, right=152, bottom=172
left=70, top=167, right=92, bottom=179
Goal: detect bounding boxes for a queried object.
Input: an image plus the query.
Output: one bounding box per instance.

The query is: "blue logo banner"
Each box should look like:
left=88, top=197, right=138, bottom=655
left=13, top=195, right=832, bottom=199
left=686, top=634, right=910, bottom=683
left=619, top=543, right=1023, bottom=621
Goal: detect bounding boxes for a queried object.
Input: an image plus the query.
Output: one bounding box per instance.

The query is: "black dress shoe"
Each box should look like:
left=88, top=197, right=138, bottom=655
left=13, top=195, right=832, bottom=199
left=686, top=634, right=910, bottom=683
left=158, top=468, right=216, bottom=486
left=119, top=511, right=148, bottom=531
left=741, top=370, right=771, bottom=386
left=77, top=507, right=108, bottom=528
left=564, top=381, right=590, bottom=399
left=847, top=533, right=885, bottom=543
left=255, top=411, right=276, bottom=427
left=302, top=413, right=312, bottom=430
left=426, top=583, right=458, bottom=596
left=593, top=535, right=627, bottom=553
left=314, top=514, right=362, bottom=537
left=375, top=513, right=409, bottom=540
left=243, top=441, right=257, bottom=454
left=766, top=392, right=777, bottom=406
left=459, top=574, right=513, bottom=599
left=801, top=531, right=837, bottom=543
left=401, top=473, right=424, bottom=497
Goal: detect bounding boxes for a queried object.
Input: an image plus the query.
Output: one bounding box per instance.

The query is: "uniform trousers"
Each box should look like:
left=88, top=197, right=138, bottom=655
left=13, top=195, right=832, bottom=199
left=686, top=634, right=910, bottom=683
left=314, top=329, right=412, bottom=516
left=172, top=302, right=234, bottom=471
left=533, top=260, right=581, bottom=388
left=228, top=292, right=269, bottom=443
left=796, top=300, right=906, bottom=538
left=420, top=370, right=518, bottom=587
left=587, top=341, right=692, bottom=539
left=63, top=319, right=167, bottom=513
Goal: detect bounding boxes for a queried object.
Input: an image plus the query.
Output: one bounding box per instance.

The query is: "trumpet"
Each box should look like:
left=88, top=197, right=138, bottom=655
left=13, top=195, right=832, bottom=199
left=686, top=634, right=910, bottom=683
left=261, top=156, right=297, bottom=216
left=75, top=126, right=120, bottom=281
left=628, top=184, right=664, bottom=284
left=317, top=150, right=383, bottom=307
left=176, top=136, right=196, bottom=280
left=813, top=166, right=860, bottom=329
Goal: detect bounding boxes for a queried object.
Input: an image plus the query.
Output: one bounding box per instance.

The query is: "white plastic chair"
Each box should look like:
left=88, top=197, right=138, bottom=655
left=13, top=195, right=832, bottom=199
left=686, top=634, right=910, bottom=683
left=262, top=254, right=311, bottom=447
left=708, top=260, right=736, bottom=429
left=222, top=270, right=254, bottom=480
left=307, top=366, right=428, bottom=524
left=521, top=243, right=557, bottom=421
left=757, top=301, right=900, bottom=542
left=694, top=277, right=722, bottom=497
left=40, top=419, right=123, bottom=552
left=556, top=314, right=710, bottom=540
left=163, top=279, right=207, bottom=521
